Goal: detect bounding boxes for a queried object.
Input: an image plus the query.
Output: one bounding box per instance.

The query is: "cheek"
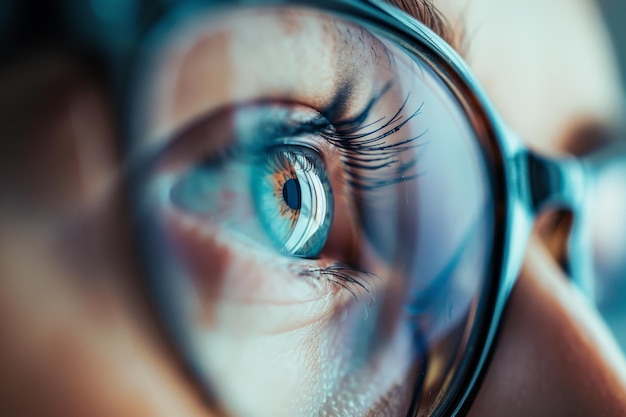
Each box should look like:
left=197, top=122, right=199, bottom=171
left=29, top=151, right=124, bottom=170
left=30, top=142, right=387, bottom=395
left=0, top=59, right=215, bottom=417
left=151, top=203, right=414, bottom=416
left=154, top=208, right=338, bottom=416
left=467, top=241, right=626, bottom=417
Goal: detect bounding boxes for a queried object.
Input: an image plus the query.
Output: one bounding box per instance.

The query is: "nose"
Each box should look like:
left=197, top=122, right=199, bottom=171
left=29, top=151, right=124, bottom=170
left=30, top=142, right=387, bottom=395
left=467, top=237, right=626, bottom=417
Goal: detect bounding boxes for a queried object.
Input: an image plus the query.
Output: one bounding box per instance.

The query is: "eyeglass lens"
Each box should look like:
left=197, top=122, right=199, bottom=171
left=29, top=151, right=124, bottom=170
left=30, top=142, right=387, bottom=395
left=130, top=6, right=495, bottom=417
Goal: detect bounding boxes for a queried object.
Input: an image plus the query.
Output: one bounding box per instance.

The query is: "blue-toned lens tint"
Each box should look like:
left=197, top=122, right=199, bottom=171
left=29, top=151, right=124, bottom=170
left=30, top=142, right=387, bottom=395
left=132, top=5, right=495, bottom=417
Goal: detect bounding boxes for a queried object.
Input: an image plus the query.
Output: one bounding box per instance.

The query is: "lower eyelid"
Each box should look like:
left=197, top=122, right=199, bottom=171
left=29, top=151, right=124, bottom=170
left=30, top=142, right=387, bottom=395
left=160, top=205, right=342, bottom=300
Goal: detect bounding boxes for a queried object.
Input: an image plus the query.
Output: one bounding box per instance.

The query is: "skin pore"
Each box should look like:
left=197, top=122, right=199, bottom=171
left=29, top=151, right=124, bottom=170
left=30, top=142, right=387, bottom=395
left=0, top=1, right=625, bottom=417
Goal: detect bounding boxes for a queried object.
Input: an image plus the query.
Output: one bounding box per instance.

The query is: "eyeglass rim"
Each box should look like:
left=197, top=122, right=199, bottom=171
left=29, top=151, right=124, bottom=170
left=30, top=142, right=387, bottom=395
left=127, top=0, right=542, bottom=416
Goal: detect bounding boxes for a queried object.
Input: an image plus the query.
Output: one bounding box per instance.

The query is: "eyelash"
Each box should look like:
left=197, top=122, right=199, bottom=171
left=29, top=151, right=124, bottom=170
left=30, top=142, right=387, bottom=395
left=303, top=263, right=379, bottom=304
left=321, top=82, right=427, bottom=191
left=302, top=82, right=426, bottom=298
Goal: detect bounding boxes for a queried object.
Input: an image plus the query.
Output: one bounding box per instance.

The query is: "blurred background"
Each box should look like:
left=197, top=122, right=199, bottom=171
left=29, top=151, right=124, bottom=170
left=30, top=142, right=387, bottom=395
left=600, top=1, right=626, bottom=100
left=597, top=0, right=626, bottom=353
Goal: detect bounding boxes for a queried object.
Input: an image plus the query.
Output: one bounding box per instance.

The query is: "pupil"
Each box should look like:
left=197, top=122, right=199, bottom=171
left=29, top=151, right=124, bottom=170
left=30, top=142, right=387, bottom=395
left=282, top=178, right=301, bottom=210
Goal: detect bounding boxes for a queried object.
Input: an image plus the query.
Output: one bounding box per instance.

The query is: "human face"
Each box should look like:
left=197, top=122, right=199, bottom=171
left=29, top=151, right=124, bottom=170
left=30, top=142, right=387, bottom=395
left=0, top=1, right=625, bottom=417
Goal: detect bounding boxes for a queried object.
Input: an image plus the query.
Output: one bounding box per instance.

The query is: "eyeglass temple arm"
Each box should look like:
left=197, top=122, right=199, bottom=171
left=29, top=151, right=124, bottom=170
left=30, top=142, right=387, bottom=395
left=519, top=138, right=626, bottom=300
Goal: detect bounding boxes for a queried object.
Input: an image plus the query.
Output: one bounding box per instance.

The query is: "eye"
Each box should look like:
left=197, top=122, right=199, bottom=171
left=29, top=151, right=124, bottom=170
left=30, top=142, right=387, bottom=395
left=170, top=143, right=333, bottom=258
left=253, top=146, right=333, bottom=257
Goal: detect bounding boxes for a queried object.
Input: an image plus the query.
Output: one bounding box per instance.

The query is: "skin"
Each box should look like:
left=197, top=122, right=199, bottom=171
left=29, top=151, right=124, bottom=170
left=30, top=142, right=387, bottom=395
left=0, top=1, right=625, bottom=416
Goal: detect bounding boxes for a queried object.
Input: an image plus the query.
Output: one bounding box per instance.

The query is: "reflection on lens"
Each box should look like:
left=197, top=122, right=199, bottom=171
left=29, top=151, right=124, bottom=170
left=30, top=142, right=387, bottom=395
left=131, top=5, right=494, bottom=417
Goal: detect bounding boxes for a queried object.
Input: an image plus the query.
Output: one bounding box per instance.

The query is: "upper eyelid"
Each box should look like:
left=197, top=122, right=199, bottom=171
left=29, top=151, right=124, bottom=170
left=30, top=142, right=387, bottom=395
left=129, top=4, right=445, bottom=171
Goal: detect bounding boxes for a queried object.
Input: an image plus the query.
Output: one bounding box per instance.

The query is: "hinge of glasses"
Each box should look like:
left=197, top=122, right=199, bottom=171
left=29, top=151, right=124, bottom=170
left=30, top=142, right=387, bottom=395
left=516, top=150, right=593, bottom=296
left=523, top=152, right=586, bottom=214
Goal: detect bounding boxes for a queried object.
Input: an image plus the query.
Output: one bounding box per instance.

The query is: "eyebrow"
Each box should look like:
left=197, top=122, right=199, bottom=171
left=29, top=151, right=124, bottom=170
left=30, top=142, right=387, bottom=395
left=384, top=0, right=465, bottom=53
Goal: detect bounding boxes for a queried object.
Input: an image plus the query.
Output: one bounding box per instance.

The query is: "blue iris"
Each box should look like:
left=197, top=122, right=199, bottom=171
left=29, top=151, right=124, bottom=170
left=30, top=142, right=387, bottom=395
left=252, top=146, right=333, bottom=258
left=170, top=145, right=333, bottom=259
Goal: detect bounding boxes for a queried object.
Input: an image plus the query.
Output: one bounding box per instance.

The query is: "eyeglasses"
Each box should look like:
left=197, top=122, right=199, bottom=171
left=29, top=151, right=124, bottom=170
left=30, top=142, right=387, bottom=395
left=121, top=1, right=626, bottom=416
